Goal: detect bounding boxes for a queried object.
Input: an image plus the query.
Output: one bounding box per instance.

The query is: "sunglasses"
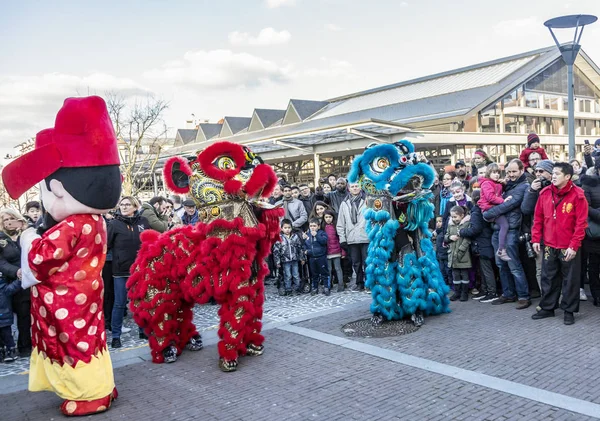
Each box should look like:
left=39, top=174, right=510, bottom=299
left=535, top=170, right=545, bottom=174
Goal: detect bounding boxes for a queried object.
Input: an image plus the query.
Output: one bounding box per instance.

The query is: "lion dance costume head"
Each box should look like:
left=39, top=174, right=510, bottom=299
left=348, top=140, right=450, bottom=326
left=128, top=141, right=283, bottom=372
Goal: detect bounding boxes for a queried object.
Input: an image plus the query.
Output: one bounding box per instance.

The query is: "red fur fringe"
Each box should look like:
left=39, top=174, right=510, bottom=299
left=244, top=164, right=278, bottom=198
left=163, top=156, right=192, bottom=194
left=197, top=141, right=246, bottom=181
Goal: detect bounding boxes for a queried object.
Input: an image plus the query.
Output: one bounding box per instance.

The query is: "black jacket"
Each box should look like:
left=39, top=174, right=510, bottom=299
left=458, top=205, right=494, bottom=259
left=107, top=212, right=151, bottom=277
left=0, top=278, right=22, bottom=328
left=582, top=174, right=600, bottom=253
left=483, top=174, right=529, bottom=231
left=325, top=190, right=348, bottom=214
left=0, top=233, right=21, bottom=281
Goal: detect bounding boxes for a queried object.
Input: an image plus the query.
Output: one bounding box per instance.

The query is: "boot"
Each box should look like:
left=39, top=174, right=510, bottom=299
left=460, top=283, right=468, bottom=301
left=450, top=283, right=461, bottom=301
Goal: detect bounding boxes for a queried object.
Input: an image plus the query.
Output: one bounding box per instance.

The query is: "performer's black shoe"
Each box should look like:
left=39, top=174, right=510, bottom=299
left=111, top=338, right=122, bottom=349
left=219, top=358, right=238, bottom=372
left=246, top=344, right=264, bottom=356
left=163, top=345, right=178, bottom=363
left=185, top=334, right=203, bottom=351
left=370, top=313, right=384, bottom=327
left=139, top=331, right=148, bottom=340
left=411, top=310, right=424, bottom=327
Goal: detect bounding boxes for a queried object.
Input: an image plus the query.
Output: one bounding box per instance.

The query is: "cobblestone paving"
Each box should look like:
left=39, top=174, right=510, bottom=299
left=0, top=284, right=369, bottom=377
left=3, top=329, right=597, bottom=421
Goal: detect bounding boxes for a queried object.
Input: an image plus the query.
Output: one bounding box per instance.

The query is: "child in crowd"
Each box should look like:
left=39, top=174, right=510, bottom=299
left=0, top=277, right=22, bottom=363
left=304, top=218, right=330, bottom=295
left=478, top=163, right=511, bottom=262
left=519, top=133, right=548, bottom=171
left=323, top=210, right=345, bottom=292
left=273, top=219, right=305, bottom=296
left=435, top=216, right=452, bottom=286
left=445, top=206, right=472, bottom=302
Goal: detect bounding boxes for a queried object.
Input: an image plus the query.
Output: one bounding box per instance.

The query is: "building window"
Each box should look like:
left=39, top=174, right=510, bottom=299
left=580, top=119, right=594, bottom=136
left=544, top=95, right=560, bottom=110
left=551, top=118, right=563, bottom=135
left=525, top=92, right=539, bottom=108
left=580, top=99, right=593, bottom=113
left=503, top=87, right=524, bottom=108
left=524, top=116, right=540, bottom=133
left=504, top=116, right=519, bottom=133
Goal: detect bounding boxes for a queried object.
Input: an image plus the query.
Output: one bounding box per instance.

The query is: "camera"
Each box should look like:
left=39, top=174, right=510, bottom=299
left=519, top=232, right=536, bottom=259
left=538, top=177, right=551, bottom=189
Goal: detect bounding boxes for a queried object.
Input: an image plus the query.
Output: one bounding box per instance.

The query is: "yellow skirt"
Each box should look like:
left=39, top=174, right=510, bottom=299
left=29, top=347, right=115, bottom=401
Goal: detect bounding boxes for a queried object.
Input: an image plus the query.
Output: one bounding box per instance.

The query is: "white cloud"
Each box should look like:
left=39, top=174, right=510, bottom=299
left=229, top=27, right=291, bottom=46
left=493, top=17, right=542, bottom=38
left=400, top=1, right=408, bottom=6
left=143, top=49, right=292, bottom=90
left=0, top=73, right=150, bottom=150
left=303, top=58, right=355, bottom=79
left=325, top=23, right=342, bottom=32
left=265, top=0, right=296, bottom=8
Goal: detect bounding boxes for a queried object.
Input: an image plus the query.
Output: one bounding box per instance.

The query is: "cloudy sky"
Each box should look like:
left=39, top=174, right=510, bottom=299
left=1, top=0, right=599, bottom=157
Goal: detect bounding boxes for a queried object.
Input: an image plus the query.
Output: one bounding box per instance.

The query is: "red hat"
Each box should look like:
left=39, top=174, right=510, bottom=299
left=527, top=133, right=540, bottom=147
left=2, top=96, right=120, bottom=199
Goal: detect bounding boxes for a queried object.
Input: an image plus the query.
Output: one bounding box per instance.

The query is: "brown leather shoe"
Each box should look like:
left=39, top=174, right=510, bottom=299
left=516, top=299, right=531, bottom=310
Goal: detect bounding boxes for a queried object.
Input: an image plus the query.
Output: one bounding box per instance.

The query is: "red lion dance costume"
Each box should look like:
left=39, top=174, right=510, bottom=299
left=2, top=96, right=120, bottom=416
left=128, top=141, right=283, bottom=372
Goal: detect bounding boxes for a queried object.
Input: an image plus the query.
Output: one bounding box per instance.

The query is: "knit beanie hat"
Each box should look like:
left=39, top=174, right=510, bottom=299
left=535, top=159, right=553, bottom=175
left=527, top=133, right=540, bottom=147
left=595, top=139, right=600, bottom=148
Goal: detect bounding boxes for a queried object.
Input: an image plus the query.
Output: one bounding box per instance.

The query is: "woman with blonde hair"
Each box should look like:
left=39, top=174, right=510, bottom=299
left=0, top=208, right=31, bottom=358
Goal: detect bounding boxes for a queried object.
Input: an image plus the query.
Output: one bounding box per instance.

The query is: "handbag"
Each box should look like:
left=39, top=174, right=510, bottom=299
left=586, top=218, right=600, bottom=239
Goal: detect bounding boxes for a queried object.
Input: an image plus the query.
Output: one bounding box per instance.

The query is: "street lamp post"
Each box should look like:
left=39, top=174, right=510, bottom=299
left=544, top=14, right=597, bottom=160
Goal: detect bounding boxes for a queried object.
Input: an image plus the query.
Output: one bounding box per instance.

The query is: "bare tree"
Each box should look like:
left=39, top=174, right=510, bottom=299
left=106, top=92, right=170, bottom=196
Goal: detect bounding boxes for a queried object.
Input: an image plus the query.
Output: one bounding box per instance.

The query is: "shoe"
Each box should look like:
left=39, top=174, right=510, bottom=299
left=351, top=285, right=364, bottom=292
left=460, top=285, right=468, bottom=301
left=0, top=347, right=5, bottom=363
left=564, top=311, right=575, bottom=325
left=449, top=284, right=461, bottom=301
left=471, top=288, right=479, bottom=295
left=324, top=288, right=331, bottom=296
left=594, top=298, right=600, bottom=307
left=310, top=289, right=318, bottom=296
left=337, top=284, right=344, bottom=293
left=121, top=327, right=132, bottom=334
left=480, top=294, right=498, bottom=303
left=497, top=249, right=512, bottom=262
left=472, top=291, right=487, bottom=300
left=139, top=331, right=148, bottom=340
left=111, top=338, right=122, bottom=349
left=163, top=345, right=178, bottom=363
left=516, top=299, right=531, bottom=310
left=580, top=288, right=588, bottom=301
left=492, top=295, right=517, bottom=305
left=531, top=309, right=555, bottom=320
left=185, top=334, right=203, bottom=351
left=3, top=348, right=18, bottom=363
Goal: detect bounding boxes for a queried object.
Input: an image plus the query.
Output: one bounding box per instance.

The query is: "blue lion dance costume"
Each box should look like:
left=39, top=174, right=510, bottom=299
left=348, top=140, right=450, bottom=326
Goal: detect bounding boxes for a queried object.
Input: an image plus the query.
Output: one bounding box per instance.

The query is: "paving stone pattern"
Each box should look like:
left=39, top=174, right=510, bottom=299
left=3, top=329, right=596, bottom=421
left=296, top=295, right=600, bottom=406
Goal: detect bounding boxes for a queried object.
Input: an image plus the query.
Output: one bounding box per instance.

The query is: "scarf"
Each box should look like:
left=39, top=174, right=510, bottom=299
left=440, top=187, right=453, bottom=216
left=349, top=192, right=364, bottom=224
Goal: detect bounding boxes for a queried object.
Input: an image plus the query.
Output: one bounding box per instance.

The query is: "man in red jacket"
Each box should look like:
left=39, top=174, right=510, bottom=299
left=531, top=162, right=588, bottom=325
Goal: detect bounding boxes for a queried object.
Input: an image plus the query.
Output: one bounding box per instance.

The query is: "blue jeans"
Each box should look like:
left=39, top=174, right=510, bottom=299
left=282, top=261, right=300, bottom=291
left=309, top=255, right=330, bottom=290
left=111, top=276, right=128, bottom=339
left=492, top=230, right=530, bottom=300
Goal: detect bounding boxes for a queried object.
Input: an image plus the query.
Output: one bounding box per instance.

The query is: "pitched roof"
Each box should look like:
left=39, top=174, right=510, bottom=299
left=255, top=109, right=286, bottom=128
left=288, top=99, right=329, bottom=120
left=175, top=129, right=198, bottom=145
left=224, top=117, right=251, bottom=134
left=197, top=123, right=222, bottom=141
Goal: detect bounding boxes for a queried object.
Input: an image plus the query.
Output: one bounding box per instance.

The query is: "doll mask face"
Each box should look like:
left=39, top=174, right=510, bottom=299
left=40, top=179, right=113, bottom=222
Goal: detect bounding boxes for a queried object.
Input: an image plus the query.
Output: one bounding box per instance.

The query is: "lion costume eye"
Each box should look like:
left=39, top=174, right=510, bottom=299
left=370, top=157, right=390, bottom=173
left=214, top=156, right=236, bottom=171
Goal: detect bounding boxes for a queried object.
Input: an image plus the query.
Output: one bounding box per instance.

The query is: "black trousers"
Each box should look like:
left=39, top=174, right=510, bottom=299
left=588, top=251, right=600, bottom=300
left=349, top=243, right=368, bottom=287
left=0, top=326, right=15, bottom=349
left=11, top=289, right=31, bottom=353
left=102, top=261, right=114, bottom=327
left=539, top=247, right=580, bottom=313
left=341, top=257, right=353, bottom=285
left=479, top=257, right=497, bottom=295
left=519, top=242, right=540, bottom=296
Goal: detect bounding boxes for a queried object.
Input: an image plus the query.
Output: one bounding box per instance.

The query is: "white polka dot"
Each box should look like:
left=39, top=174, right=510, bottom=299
left=31, top=286, right=39, bottom=298
left=73, top=318, right=86, bottom=329
left=35, top=332, right=38, bottom=343
left=91, top=279, right=99, bottom=290
left=48, top=230, right=60, bottom=240
left=48, top=326, right=56, bottom=337
left=97, top=311, right=103, bottom=320
left=75, top=293, right=87, bottom=305
left=96, top=405, right=107, bottom=412
left=76, top=248, right=89, bottom=258
left=102, top=244, right=107, bottom=254
left=53, top=248, right=64, bottom=259
left=74, top=270, right=87, bottom=281
left=67, top=221, right=75, bottom=228
left=42, top=339, right=47, bottom=351
left=71, top=238, right=77, bottom=248
left=56, top=285, right=68, bottom=295
left=33, top=254, right=43, bottom=265
left=76, top=342, right=89, bottom=352
left=101, top=331, right=106, bottom=341
left=100, top=288, right=104, bottom=299
left=36, top=320, right=40, bottom=330
left=43, top=292, right=54, bottom=305
left=87, top=325, right=97, bottom=335
left=92, top=215, right=99, bottom=221
left=90, top=303, right=98, bottom=313
left=82, top=224, right=92, bottom=235
left=55, top=308, right=69, bottom=320
left=48, top=267, right=59, bottom=276
left=39, top=306, right=47, bottom=318
left=90, top=257, right=99, bottom=268
left=65, top=400, right=77, bottom=414
left=30, top=314, right=34, bottom=325
left=58, top=262, right=69, bottom=273
left=63, top=355, right=75, bottom=367
left=95, top=234, right=102, bottom=245
left=59, top=332, right=69, bottom=343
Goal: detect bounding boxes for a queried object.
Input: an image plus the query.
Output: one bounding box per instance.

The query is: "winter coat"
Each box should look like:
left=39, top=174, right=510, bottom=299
left=140, top=202, right=169, bottom=233
left=299, top=194, right=316, bottom=219
left=325, top=190, right=348, bottom=214
left=458, top=205, right=494, bottom=259
left=445, top=215, right=472, bottom=269
left=305, top=230, right=328, bottom=258
left=278, top=198, right=308, bottom=230
left=273, top=232, right=304, bottom=265
left=0, top=278, right=22, bottom=328
left=441, top=195, right=473, bottom=241
left=181, top=210, right=199, bottom=226
left=519, top=147, right=549, bottom=170
left=0, top=232, right=21, bottom=281
left=435, top=226, right=448, bottom=261
left=483, top=173, right=529, bottom=231
left=582, top=173, right=600, bottom=253
left=336, top=195, right=369, bottom=245
left=107, top=212, right=152, bottom=277
left=324, top=223, right=345, bottom=258
left=531, top=181, right=588, bottom=251
left=478, top=178, right=504, bottom=211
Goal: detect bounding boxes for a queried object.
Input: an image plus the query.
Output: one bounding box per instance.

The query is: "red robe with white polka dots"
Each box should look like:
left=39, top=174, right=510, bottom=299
left=28, top=214, right=114, bottom=400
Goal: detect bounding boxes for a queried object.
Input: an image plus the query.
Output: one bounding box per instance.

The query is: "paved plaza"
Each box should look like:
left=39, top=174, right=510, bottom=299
left=2, top=287, right=600, bottom=420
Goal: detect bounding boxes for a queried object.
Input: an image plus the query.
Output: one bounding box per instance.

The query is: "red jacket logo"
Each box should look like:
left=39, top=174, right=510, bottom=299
left=562, top=202, right=573, bottom=214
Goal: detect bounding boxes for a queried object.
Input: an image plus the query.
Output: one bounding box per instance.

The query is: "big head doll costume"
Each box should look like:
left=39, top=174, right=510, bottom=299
left=2, top=96, right=121, bottom=416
